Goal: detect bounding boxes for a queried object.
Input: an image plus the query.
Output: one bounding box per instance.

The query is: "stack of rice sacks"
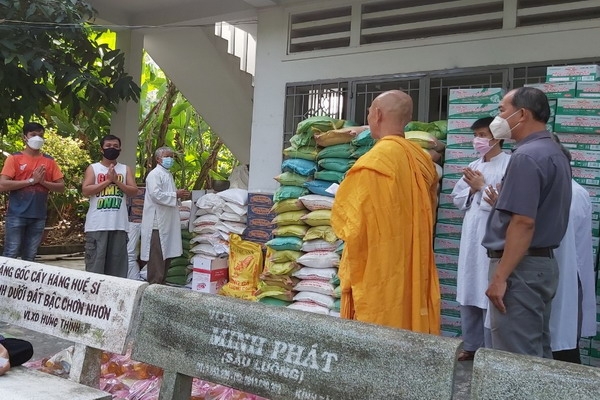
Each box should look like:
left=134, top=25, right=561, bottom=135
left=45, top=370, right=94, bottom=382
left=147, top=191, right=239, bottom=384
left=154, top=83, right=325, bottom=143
left=258, top=118, right=325, bottom=307
left=165, top=200, right=194, bottom=287
left=189, top=189, right=248, bottom=263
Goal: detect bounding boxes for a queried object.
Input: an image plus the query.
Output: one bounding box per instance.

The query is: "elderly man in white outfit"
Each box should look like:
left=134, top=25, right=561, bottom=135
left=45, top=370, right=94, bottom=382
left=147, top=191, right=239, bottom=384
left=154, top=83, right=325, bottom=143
left=451, top=117, right=511, bottom=361
left=550, top=141, right=597, bottom=363
left=140, top=147, right=190, bottom=284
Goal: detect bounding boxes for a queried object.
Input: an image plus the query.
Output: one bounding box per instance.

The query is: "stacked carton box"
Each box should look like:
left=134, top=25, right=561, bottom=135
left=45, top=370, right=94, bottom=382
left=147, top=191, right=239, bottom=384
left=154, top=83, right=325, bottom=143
left=436, top=88, right=504, bottom=338
left=530, top=64, right=600, bottom=365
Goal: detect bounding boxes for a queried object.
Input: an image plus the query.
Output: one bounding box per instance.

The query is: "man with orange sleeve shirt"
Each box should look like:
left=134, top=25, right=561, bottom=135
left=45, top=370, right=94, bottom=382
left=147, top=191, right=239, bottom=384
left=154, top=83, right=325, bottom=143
left=0, top=122, right=65, bottom=261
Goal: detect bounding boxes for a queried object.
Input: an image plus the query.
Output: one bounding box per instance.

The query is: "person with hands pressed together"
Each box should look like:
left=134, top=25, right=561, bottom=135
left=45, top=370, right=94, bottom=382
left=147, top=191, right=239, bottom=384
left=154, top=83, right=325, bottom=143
left=0, top=122, right=64, bottom=261
left=140, top=147, right=190, bottom=284
left=482, top=87, right=571, bottom=358
left=82, top=134, right=138, bottom=278
left=451, top=117, right=510, bottom=361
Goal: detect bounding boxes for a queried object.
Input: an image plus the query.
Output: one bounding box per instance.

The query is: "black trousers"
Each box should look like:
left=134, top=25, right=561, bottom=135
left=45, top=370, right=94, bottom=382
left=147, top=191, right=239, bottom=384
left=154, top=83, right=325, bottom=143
left=1, top=338, right=34, bottom=367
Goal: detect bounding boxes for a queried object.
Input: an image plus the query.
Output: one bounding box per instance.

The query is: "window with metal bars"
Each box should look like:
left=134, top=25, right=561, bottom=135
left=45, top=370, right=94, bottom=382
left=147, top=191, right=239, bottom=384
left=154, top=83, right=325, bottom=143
left=283, top=59, right=600, bottom=148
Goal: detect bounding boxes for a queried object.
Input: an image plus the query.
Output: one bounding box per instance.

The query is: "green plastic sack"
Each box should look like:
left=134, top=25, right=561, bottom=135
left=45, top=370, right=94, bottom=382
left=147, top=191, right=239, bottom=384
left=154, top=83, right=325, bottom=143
left=274, top=171, right=310, bottom=187
left=258, top=297, right=293, bottom=307
left=290, top=134, right=317, bottom=149
left=283, top=146, right=319, bottom=161
left=167, top=265, right=189, bottom=277
left=271, top=199, right=306, bottom=214
left=317, top=143, right=355, bottom=160
left=351, top=129, right=375, bottom=147
left=314, top=170, right=345, bottom=183
left=318, top=158, right=355, bottom=173
left=170, top=257, right=189, bottom=268
left=165, top=275, right=189, bottom=286
left=351, top=145, right=372, bottom=159
left=273, top=185, right=309, bottom=202
left=266, top=236, right=304, bottom=251
left=296, top=116, right=344, bottom=136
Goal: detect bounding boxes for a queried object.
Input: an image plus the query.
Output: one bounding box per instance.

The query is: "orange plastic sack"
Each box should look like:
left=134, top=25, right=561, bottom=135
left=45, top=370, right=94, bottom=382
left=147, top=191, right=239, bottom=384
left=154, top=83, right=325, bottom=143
left=314, top=128, right=357, bottom=147
left=219, top=234, right=264, bottom=300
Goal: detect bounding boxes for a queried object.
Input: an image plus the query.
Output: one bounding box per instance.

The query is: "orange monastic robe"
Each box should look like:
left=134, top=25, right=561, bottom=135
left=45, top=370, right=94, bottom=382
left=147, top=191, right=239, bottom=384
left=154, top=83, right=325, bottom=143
left=331, top=135, right=441, bottom=334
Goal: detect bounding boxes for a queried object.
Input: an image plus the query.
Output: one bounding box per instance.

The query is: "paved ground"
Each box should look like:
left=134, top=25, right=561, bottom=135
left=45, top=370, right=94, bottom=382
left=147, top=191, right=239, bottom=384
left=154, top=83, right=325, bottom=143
left=0, top=254, right=474, bottom=399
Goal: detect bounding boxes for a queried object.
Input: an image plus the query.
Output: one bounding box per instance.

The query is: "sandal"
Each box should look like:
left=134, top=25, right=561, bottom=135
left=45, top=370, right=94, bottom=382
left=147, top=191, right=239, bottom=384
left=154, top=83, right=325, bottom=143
left=457, top=350, right=476, bottom=361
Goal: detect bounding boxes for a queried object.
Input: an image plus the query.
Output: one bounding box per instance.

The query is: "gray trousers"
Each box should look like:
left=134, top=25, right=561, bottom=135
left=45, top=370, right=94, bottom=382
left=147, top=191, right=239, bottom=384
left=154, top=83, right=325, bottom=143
left=460, top=305, right=492, bottom=352
left=488, top=256, right=558, bottom=358
left=85, top=230, right=128, bottom=278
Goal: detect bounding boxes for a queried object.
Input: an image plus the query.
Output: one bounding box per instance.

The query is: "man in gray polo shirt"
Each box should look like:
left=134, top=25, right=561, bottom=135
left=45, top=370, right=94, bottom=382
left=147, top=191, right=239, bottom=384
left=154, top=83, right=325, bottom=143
left=482, top=86, right=571, bottom=358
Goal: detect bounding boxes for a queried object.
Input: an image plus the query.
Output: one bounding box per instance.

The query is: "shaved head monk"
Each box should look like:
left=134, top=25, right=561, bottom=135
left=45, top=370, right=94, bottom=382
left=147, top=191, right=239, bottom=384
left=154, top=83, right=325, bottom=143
left=331, top=90, right=441, bottom=334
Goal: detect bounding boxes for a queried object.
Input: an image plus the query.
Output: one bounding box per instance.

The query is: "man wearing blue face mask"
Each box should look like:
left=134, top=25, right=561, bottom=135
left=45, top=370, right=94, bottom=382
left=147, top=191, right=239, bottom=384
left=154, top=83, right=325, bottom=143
left=82, top=134, right=138, bottom=278
left=0, top=122, right=65, bottom=261
left=140, top=147, right=190, bottom=284
left=482, top=87, right=572, bottom=358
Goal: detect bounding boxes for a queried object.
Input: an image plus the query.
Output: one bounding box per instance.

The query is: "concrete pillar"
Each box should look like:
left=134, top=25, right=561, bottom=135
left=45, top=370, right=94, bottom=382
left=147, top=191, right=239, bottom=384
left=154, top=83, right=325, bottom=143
left=111, top=30, right=144, bottom=174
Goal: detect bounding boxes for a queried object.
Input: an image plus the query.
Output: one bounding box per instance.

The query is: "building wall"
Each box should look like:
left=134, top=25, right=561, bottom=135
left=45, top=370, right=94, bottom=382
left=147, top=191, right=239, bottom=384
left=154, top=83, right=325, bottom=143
left=248, top=4, right=600, bottom=192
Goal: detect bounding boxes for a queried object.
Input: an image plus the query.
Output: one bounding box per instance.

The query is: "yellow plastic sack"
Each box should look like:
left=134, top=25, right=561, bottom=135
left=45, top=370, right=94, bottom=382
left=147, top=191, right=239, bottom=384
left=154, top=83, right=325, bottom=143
left=219, top=234, right=263, bottom=301
left=314, top=128, right=356, bottom=147
left=273, top=224, right=309, bottom=238
left=303, top=226, right=338, bottom=243
left=271, top=210, right=309, bottom=226
left=301, top=209, right=332, bottom=227
left=271, top=198, right=306, bottom=214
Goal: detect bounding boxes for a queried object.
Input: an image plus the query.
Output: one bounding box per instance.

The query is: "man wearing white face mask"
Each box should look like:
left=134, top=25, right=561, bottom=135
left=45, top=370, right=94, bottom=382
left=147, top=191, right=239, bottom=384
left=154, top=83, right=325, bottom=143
left=140, top=147, right=190, bottom=284
left=482, top=87, right=572, bottom=358
left=0, top=122, right=65, bottom=261
left=451, top=117, right=511, bottom=361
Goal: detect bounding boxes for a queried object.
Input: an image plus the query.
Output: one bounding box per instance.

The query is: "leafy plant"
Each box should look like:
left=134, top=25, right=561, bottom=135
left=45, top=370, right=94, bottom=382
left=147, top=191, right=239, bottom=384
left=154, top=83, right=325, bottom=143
left=0, top=0, right=140, bottom=136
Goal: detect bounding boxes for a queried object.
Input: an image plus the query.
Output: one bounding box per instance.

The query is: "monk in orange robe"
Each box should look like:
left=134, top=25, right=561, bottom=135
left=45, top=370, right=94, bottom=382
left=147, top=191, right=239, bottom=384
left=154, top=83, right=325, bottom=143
left=331, top=90, right=440, bottom=334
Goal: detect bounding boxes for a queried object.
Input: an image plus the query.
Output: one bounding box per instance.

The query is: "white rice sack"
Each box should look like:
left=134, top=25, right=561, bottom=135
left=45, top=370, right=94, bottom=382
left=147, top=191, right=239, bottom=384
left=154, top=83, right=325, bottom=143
left=293, top=267, right=337, bottom=282
left=293, top=279, right=335, bottom=296
left=192, top=225, right=221, bottom=235
left=220, top=212, right=248, bottom=223
left=293, top=291, right=335, bottom=309
left=223, top=202, right=248, bottom=216
left=296, top=251, right=339, bottom=269
left=180, top=220, right=189, bottom=230
left=329, top=310, right=340, bottom=318
left=301, top=239, right=342, bottom=253
left=191, top=242, right=229, bottom=257
left=216, top=221, right=247, bottom=235
left=190, top=231, right=229, bottom=244
left=299, top=194, right=334, bottom=211
left=192, top=214, right=220, bottom=227
left=287, top=301, right=329, bottom=315
left=196, top=193, right=225, bottom=213
left=216, top=188, right=248, bottom=206
left=181, top=200, right=193, bottom=209
left=180, top=210, right=191, bottom=221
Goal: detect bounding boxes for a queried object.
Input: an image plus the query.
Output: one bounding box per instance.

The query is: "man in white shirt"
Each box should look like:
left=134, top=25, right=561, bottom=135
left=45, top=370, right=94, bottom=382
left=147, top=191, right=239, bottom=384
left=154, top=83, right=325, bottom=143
left=140, top=147, right=190, bottom=284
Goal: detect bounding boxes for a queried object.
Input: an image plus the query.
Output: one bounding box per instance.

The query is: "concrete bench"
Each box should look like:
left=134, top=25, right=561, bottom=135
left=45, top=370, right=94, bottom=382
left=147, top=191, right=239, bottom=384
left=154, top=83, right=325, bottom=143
left=0, top=256, right=147, bottom=400
left=132, top=285, right=461, bottom=400
left=471, top=348, right=600, bottom=399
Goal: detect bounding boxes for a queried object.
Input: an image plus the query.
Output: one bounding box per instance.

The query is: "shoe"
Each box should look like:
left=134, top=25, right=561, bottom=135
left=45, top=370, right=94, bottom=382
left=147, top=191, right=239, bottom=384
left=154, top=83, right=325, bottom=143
left=457, top=350, right=476, bottom=361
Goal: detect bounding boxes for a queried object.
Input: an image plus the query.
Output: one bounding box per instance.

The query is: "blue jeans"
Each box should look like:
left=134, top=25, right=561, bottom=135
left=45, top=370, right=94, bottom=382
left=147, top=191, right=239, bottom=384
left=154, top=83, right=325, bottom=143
left=3, top=216, right=46, bottom=261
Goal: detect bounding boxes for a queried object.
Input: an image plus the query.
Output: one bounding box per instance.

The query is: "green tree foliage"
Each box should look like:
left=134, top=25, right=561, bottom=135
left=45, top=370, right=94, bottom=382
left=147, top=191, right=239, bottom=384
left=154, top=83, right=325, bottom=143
left=0, top=0, right=140, bottom=136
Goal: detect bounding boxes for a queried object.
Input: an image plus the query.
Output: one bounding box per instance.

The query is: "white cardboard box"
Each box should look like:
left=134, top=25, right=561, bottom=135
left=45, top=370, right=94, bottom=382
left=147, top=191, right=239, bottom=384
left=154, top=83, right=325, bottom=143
left=192, top=256, right=228, bottom=294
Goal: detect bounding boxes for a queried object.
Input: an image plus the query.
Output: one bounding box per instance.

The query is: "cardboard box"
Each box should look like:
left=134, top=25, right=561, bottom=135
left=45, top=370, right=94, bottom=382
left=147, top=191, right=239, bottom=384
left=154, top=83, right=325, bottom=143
left=441, top=177, right=461, bottom=193
left=581, top=184, right=600, bottom=200
left=441, top=299, right=461, bottom=318
left=434, top=236, right=461, bottom=255
left=557, top=133, right=600, bottom=150
left=435, top=252, right=459, bottom=271
left=447, top=103, right=498, bottom=119
left=546, top=65, right=600, bottom=82
left=576, top=81, right=600, bottom=98
left=448, top=88, right=504, bottom=104
left=556, top=98, right=600, bottom=117
left=438, top=192, right=456, bottom=209
left=554, top=115, right=600, bottom=134
left=570, top=149, right=600, bottom=169
left=440, top=315, right=462, bottom=334
left=191, top=256, right=228, bottom=294
left=439, top=284, right=458, bottom=301
left=242, top=227, right=273, bottom=244
left=435, top=222, right=463, bottom=240
left=447, top=118, right=479, bottom=135
left=442, top=162, right=467, bottom=179
left=437, top=208, right=465, bottom=226
left=524, top=82, right=576, bottom=98
left=446, top=133, right=475, bottom=149
left=573, top=168, right=600, bottom=187
left=437, top=268, right=458, bottom=286
left=444, top=147, right=480, bottom=164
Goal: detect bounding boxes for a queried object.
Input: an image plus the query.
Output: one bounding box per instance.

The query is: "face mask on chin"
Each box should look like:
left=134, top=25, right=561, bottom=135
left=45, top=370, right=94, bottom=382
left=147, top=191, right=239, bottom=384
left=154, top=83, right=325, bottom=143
left=26, top=136, right=45, bottom=150
left=473, top=137, right=497, bottom=156
left=489, top=109, right=522, bottom=140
